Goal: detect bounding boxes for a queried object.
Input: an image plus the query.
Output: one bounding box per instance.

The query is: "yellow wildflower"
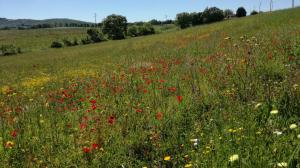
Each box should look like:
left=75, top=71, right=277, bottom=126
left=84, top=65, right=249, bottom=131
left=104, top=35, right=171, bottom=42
left=270, top=110, right=278, bottom=115
left=229, top=154, right=239, bottom=162
left=5, top=141, right=14, bottom=149
left=164, top=156, right=171, bottom=161
left=289, top=124, right=297, bottom=129
left=184, top=163, right=193, bottom=168
left=277, top=162, right=287, bottom=167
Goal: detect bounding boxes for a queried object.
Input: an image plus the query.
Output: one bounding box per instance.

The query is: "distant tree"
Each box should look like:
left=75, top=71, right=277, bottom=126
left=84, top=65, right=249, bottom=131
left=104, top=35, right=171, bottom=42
left=102, top=14, right=127, bottom=40
left=149, top=19, right=161, bottom=25
left=224, top=9, right=234, bottom=19
left=128, top=25, right=139, bottom=37
left=202, top=7, right=224, bottom=23
left=176, top=12, right=192, bottom=29
left=50, top=41, right=63, bottom=48
left=190, top=12, right=203, bottom=26
left=134, top=21, right=145, bottom=26
left=250, top=10, right=259, bottom=15
left=138, top=23, right=155, bottom=36
left=236, top=7, right=247, bottom=17
left=162, top=20, right=175, bottom=24
left=87, top=29, right=106, bottom=43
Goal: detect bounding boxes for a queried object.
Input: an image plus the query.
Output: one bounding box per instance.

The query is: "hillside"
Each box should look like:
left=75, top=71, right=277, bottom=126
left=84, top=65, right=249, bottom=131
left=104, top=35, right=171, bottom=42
left=0, top=17, right=92, bottom=28
left=0, top=8, right=299, bottom=167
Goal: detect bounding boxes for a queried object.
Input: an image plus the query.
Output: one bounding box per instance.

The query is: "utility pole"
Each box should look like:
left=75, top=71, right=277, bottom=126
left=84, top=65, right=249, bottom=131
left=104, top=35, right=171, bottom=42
left=292, top=0, right=295, bottom=8
left=259, top=0, right=262, bottom=12
left=270, top=0, right=273, bottom=12
left=94, top=13, right=97, bottom=27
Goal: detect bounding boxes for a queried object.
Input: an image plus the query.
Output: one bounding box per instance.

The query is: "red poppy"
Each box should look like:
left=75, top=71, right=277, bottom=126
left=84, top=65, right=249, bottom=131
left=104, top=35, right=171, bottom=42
left=80, top=123, right=87, bottom=130
left=177, top=95, right=183, bottom=103
left=156, top=112, right=163, bottom=120
left=91, top=105, right=97, bottom=110
left=168, top=87, right=177, bottom=92
left=92, top=143, right=99, bottom=150
left=90, top=99, right=96, bottom=104
left=10, top=130, right=17, bottom=138
left=82, top=146, right=91, bottom=153
left=108, top=116, right=116, bottom=125
left=136, top=109, right=143, bottom=113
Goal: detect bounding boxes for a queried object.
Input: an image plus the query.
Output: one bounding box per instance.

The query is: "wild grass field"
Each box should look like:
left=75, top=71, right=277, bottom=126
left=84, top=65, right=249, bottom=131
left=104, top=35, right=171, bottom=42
left=0, top=8, right=299, bottom=167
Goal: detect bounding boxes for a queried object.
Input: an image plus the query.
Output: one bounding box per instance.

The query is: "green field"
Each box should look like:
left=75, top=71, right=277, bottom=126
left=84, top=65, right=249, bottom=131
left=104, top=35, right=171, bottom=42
left=0, top=8, right=299, bottom=167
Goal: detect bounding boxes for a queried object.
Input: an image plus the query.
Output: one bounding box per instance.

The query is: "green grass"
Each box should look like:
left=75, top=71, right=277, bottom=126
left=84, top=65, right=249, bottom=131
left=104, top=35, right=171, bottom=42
left=0, top=8, right=299, bottom=167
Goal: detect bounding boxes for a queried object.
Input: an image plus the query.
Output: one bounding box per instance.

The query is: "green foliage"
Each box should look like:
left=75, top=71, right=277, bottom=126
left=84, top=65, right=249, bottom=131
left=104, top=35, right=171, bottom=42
left=191, top=12, right=203, bottom=26
left=236, top=7, right=247, bottom=17
left=176, top=12, right=192, bottom=29
left=0, top=44, right=21, bottom=56
left=224, top=9, right=234, bottom=18
left=137, top=23, right=155, bottom=36
left=128, top=25, right=139, bottom=37
left=251, top=10, right=259, bottom=15
left=202, top=7, right=225, bottom=23
left=87, top=29, right=106, bottom=43
left=50, top=41, right=63, bottom=48
left=149, top=19, right=161, bottom=25
left=102, top=14, right=128, bottom=40
left=81, top=37, right=93, bottom=45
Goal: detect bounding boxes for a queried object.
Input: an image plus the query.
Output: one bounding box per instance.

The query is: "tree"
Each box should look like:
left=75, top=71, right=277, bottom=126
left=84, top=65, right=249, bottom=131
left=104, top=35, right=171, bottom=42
left=224, top=9, right=234, bottom=19
left=128, top=26, right=138, bottom=37
left=191, top=12, right=203, bottom=26
left=138, top=23, right=155, bottom=36
left=102, top=14, right=127, bottom=40
left=176, top=12, right=192, bottom=29
left=250, top=10, right=259, bottom=15
left=87, top=29, right=106, bottom=43
left=149, top=19, right=161, bottom=25
left=236, top=7, right=247, bottom=17
left=202, top=7, right=224, bottom=23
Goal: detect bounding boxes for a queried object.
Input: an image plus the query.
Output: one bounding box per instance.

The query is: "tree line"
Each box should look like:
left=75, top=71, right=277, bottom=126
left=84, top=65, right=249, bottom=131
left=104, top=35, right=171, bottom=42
left=175, top=7, right=258, bottom=29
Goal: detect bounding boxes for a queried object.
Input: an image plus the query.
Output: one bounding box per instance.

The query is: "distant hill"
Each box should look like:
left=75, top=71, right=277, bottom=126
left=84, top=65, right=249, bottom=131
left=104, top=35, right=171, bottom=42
left=0, top=18, right=93, bottom=29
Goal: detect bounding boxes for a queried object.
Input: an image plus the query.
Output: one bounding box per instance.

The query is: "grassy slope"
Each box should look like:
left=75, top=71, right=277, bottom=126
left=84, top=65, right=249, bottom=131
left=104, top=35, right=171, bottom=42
left=0, top=8, right=299, bottom=167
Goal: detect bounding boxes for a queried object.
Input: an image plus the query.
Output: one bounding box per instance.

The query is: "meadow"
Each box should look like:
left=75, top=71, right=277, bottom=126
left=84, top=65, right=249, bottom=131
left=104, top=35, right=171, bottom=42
left=0, top=8, right=299, bottom=167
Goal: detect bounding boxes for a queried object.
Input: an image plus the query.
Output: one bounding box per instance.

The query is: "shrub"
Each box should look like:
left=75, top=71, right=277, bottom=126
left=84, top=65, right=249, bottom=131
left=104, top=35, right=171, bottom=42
left=176, top=12, right=192, bottom=29
left=149, top=19, right=161, bottom=25
left=191, top=12, right=203, bottom=26
left=73, top=38, right=79, bottom=46
left=128, top=26, right=139, bottom=37
left=87, top=29, right=106, bottom=43
left=236, top=7, right=247, bottom=17
left=62, top=38, right=73, bottom=47
left=50, top=41, right=63, bottom=48
left=138, top=23, right=155, bottom=36
left=0, top=44, right=21, bottom=56
left=251, top=10, right=259, bottom=15
left=224, top=9, right=234, bottom=19
left=202, top=7, right=224, bottom=23
left=81, top=37, right=93, bottom=45
left=102, top=14, right=127, bottom=40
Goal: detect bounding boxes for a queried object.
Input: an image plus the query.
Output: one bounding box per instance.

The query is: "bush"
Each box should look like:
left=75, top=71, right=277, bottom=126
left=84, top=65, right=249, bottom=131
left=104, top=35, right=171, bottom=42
left=87, top=29, right=106, bottom=43
left=251, top=10, right=259, bottom=15
left=138, top=23, right=155, bottom=36
left=50, top=41, right=63, bottom=48
left=62, top=38, right=73, bottom=47
left=0, top=44, right=21, bottom=56
left=202, top=7, right=224, bottom=23
left=81, top=37, right=93, bottom=45
left=191, top=12, right=203, bottom=26
left=128, top=26, right=139, bottom=37
left=224, top=9, right=234, bottom=19
left=176, top=12, right=192, bottom=29
left=73, top=38, right=79, bottom=46
left=149, top=19, right=161, bottom=25
left=102, top=14, right=127, bottom=40
left=236, top=7, right=247, bottom=17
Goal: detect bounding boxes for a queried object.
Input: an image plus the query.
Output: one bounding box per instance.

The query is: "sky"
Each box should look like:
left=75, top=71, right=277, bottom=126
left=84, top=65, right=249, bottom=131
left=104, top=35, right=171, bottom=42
left=0, top=0, right=297, bottom=22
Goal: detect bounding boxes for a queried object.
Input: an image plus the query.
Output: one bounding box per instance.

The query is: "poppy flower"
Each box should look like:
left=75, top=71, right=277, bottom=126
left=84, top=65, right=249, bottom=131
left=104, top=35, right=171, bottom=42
left=156, top=112, right=163, bottom=120
left=177, top=95, right=183, bottom=103
left=80, top=123, right=87, bottom=130
left=90, top=99, right=96, bottom=104
left=108, top=116, right=116, bottom=125
left=92, top=143, right=99, bottom=150
left=10, top=130, right=17, bottom=138
left=136, top=109, right=143, bottom=113
left=168, top=87, right=177, bottom=92
left=82, top=146, right=91, bottom=153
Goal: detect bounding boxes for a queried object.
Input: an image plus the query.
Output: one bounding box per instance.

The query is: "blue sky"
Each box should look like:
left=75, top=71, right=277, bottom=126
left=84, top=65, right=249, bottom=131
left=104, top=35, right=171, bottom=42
left=0, top=0, right=296, bottom=22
